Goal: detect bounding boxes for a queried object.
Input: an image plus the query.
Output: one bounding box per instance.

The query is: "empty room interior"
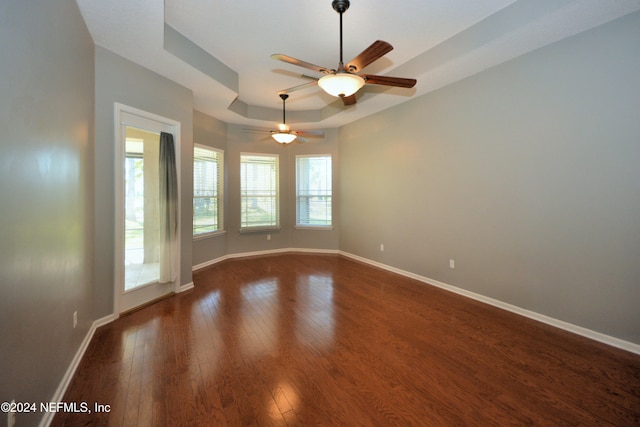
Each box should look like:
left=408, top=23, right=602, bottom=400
left=1, top=0, right=640, bottom=425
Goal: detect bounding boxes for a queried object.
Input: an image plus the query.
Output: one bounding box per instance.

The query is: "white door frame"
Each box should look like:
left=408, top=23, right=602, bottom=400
left=114, top=103, right=181, bottom=315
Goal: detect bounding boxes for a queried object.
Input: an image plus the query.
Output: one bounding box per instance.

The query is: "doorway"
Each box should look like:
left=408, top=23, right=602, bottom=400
left=124, top=127, right=160, bottom=290
left=115, top=104, right=180, bottom=314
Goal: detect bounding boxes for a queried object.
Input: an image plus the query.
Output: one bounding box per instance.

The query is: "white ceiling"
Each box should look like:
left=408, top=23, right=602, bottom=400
left=76, top=0, right=640, bottom=129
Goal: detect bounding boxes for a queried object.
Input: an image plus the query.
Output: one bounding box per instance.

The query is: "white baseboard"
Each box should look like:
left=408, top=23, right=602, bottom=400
left=192, top=255, right=229, bottom=271
left=191, top=248, right=640, bottom=354
left=40, top=314, right=116, bottom=427
left=288, top=247, right=340, bottom=255
left=192, top=247, right=340, bottom=272
left=179, top=281, right=194, bottom=293
left=339, top=251, right=640, bottom=355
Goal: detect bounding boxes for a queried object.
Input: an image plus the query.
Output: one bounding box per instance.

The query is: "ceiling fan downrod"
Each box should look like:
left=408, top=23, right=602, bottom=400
left=332, top=0, right=350, bottom=70
left=279, top=93, right=289, bottom=125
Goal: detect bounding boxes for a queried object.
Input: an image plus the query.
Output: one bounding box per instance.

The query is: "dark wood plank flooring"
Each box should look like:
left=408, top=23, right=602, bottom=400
left=53, top=254, right=640, bottom=426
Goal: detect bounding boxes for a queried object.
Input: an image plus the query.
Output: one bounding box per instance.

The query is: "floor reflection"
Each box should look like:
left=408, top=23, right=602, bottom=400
left=240, top=279, right=279, bottom=357
left=268, top=380, right=299, bottom=421
left=184, top=260, right=339, bottom=422
left=294, top=273, right=335, bottom=348
left=189, top=289, right=223, bottom=384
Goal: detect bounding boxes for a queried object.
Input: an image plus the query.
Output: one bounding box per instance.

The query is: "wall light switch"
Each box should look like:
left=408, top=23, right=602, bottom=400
left=449, top=259, right=455, bottom=269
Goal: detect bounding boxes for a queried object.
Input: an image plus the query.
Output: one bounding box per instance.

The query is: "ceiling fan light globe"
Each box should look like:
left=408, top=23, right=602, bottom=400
left=318, top=73, right=365, bottom=98
left=272, top=132, right=297, bottom=144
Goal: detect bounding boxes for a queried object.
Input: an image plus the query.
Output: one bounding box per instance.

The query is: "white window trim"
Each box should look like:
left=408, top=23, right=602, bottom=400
left=240, top=152, right=280, bottom=231
left=238, top=226, right=282, bottom=234
left=193, top=144, right=224, bottom=238
left=296, top=153, right=333, bottom=228
left=294, top=225, right=334, bottom=231
left=193, top=229, right=227, bottom=240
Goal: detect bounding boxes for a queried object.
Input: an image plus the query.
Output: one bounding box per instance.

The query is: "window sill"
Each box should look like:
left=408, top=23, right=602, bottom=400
left=295, top=225, right=334, bottom=231
left=193, top=230, right=226, bottom=241
left=239, top=226, right=281, bottom=234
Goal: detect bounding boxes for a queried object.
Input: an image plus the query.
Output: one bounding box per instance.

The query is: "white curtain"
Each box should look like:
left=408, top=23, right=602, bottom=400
left=158, top=132, right=178, bottom=283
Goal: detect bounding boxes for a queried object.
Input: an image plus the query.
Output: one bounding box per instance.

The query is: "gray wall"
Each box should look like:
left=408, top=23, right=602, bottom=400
left=94, top=47, right=195, bottom=316
left=339, top=12, right=640, bottom=344
left=192, top=110, right=228, bottom=265
left=0, top=0, right=95, bottom=425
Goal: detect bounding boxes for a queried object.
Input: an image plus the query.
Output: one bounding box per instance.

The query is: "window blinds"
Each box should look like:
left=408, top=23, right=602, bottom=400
left=296, top=155, right=332, bottom=226
left=241, top=153, right=279, bottom=229
left=193, top=145, right=223, bottom=234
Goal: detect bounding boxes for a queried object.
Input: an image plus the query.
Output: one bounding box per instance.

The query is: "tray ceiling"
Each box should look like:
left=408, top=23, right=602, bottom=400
left=77, top=0, right=640, bottom=129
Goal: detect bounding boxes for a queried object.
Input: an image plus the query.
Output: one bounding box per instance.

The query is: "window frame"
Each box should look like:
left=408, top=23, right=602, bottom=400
left=193, top=144, right=224, bottom=239
left=240, top=152, right=280, bottom=232
left=295, top=154, right=333, bottom=230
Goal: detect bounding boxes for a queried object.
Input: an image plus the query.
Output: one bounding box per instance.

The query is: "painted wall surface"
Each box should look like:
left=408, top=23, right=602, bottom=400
left=192, top=110, right=228, bottom=266
left=94, top=47, right=194, bottom=316
left=339, top=12, right=640, bottom=344
left=0, top=0, right=95, bottom=424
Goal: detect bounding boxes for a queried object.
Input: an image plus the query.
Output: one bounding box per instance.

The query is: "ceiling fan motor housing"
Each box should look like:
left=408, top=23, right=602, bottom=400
left=272, top=0, right=416, bottom=106
left=332, top=0, right=350, bottom=14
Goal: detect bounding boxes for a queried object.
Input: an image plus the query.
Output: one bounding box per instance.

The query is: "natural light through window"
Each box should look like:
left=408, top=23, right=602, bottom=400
left=193, top=145, right=223, bottom=236
left=240, top=153, right=279, bottom=230
left=296, top=155, right=332, bottom=227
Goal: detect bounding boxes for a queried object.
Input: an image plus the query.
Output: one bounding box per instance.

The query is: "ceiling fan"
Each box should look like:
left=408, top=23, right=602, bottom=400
left=271, top=0, right=417, bottom=106
left=268, top=93, right=324, bottom=144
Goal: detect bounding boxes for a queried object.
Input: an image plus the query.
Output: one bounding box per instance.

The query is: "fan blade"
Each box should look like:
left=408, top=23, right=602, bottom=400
left=243, top=127, right=271, bottom=133
left=362, top=74, right=416, bottom=88
left=271, top=54, right=334, bottom=75
left=296, top=136, right=308, bottom=144
left=278, top=80, right=319, bottom=94
left=341, top=94, right=357, bottom=106
left=346, top=40, right=393, bottom=72
left=293, top=129, right=324, bottom=137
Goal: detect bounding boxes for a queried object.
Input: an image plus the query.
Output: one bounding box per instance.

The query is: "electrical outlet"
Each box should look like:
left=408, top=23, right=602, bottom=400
left=7, top=399, right=16, bottom=427
left=380, top=244, right=384, bottom=252
left=73, top=311, right=78, bottom=328
left=449, top=259, right=455, bottom=269
left=267, top=234, right=271, bottom=241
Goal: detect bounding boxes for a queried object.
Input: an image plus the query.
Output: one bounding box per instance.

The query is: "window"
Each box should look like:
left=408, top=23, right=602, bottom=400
left=193, top=145, right=223, bottom=236
left=240, top=153, right=279, bottom=230
left=296, top=155, right=332, bottom=227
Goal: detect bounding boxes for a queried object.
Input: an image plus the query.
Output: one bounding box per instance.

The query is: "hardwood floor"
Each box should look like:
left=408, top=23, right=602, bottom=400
left=53, top=254, right=640, bottom=426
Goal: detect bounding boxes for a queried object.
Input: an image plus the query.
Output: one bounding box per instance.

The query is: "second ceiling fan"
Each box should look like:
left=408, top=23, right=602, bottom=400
left=270, top=94, right=324, bottom=144
left=272, top=0, right=417, bottom=106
